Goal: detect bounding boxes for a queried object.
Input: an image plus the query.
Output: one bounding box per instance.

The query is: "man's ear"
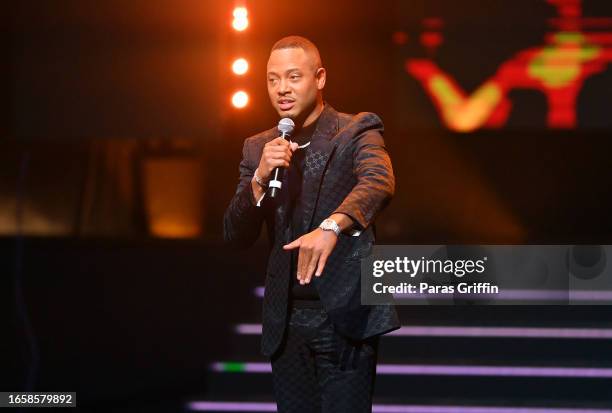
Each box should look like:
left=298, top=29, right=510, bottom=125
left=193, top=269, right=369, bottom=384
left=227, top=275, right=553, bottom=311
left=316, top=67, right=326, bottom=90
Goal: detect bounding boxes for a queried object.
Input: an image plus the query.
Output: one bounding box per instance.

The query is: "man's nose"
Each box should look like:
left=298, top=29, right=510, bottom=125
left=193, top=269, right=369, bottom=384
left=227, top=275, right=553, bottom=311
left=278, top=79, right=290, bottom=95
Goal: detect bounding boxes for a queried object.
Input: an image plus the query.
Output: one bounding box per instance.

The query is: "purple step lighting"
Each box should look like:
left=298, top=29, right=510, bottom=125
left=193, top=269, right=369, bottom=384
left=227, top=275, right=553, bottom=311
left=254, top=287, right=612, bottom=301
left=254, top=287, right=265, bottom=297
left=234, top=323, right=612, bottom=339
left=187, top=401, right=612, bottom=412
left=394, top=290, right=612, bottom=301
left=211, top=361, right=612, bottom=378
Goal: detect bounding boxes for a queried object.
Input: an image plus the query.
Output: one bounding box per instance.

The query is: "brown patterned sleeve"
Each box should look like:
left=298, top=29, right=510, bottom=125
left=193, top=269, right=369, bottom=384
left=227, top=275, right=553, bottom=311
left=333, top=114, right=395, bottom=230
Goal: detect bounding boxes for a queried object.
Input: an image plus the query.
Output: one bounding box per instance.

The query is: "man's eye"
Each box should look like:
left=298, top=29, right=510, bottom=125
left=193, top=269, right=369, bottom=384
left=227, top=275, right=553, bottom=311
left=290, top=75, right=300, bottom=80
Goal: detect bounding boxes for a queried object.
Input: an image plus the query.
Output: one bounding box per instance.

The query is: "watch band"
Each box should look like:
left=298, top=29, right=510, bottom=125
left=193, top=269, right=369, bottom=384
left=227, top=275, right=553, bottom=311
left=319, top=218, right=341, bottom=236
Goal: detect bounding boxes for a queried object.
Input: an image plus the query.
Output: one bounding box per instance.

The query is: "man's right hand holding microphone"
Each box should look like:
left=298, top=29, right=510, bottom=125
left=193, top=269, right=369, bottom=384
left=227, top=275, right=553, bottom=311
left=251, top=137, right=299, bottom=203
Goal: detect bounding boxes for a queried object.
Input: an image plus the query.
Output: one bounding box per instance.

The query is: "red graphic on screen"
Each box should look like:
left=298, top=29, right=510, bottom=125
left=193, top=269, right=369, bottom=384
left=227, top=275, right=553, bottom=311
left=403, top=0, right=612, bottom=131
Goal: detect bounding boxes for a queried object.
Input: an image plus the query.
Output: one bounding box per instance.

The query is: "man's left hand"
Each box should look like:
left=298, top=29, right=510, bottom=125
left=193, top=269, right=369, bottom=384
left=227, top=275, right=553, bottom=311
left=283, top=228, right=338, bottom=285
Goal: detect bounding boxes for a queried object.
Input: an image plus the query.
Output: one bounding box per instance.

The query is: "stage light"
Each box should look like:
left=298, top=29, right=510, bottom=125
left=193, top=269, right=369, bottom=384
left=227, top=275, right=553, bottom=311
left=232, top=58, right=249, bottom=75
left=231, top=91, right=249, bottom=108
left=232, top=7, right=249, bottom=31
left=233, top=6, right=247, bottom=18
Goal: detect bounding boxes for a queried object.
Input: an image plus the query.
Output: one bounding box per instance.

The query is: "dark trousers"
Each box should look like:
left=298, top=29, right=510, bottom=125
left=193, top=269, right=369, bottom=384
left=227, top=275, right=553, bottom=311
left=270, top=306, right=379, bottom=413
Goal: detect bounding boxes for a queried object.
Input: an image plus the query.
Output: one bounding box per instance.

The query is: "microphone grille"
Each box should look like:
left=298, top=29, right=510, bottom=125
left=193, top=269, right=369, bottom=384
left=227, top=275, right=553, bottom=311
left=278, top=118, right=295, bottom=135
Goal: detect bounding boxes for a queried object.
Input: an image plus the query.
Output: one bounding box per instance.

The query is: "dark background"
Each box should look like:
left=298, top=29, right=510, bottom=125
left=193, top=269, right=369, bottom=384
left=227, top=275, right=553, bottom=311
left=3, top=0, right=612, bottom=410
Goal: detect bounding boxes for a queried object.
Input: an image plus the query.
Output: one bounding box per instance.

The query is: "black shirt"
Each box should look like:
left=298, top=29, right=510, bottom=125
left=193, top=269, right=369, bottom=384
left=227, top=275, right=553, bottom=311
left=288, top=115, right=322, bottom=302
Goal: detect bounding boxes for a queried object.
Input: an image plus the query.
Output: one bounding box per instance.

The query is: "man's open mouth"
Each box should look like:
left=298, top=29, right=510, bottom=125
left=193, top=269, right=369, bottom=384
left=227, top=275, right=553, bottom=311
left=278, top=99, right=295, bottom=110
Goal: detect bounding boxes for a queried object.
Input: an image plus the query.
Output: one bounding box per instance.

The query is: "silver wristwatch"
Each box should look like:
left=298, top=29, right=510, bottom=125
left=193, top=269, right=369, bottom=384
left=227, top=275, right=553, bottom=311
left=319, top=218, right=340, bottom=236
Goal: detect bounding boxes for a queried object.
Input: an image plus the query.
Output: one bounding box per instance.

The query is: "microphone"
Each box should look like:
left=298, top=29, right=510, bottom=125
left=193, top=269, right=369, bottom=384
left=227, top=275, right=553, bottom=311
left=268, top=117, right=295, bottom=198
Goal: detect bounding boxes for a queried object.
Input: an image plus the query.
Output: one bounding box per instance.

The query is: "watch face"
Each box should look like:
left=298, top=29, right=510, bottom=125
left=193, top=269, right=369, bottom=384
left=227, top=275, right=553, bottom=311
left=320, top=219, right=339, bottom=235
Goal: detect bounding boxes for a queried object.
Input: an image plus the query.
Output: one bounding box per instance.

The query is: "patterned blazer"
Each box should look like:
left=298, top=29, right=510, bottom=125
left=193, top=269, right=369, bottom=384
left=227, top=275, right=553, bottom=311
left=223, top=103, right=400, bottom=357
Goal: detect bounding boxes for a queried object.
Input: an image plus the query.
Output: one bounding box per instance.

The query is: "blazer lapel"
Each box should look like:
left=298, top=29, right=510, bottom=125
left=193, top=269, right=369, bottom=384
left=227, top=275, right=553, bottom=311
left=301, top=103, right=339, bottom=232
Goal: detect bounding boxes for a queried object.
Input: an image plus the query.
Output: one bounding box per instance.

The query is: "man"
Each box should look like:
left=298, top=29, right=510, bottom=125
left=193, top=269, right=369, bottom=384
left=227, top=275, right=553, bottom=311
left=223, top=35, right=399, bottom=412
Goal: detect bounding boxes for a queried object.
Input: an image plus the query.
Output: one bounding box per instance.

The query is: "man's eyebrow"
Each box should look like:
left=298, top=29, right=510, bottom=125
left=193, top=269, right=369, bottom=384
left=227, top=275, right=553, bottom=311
left=267, top=68, right=302, bottom=76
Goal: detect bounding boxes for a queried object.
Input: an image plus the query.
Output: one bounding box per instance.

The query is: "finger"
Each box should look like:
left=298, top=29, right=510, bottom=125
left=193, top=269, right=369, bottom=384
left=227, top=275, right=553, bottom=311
left=268, top=151, right=292, bottom=164
left=315, top=252, right=329, bottom=277
left=269, top=159, right=289, bottom=168
left=265, top=142, right=288, bottom=154
left=283, top=238, right=301, bottom=250
left=298, top=248, right=311, bottom=284
left=290, top=142, right=298, bottom=152
left=268, top=154, right=290, bottom=165
left=269, top=143, right=290, bottom=151
left=304, top=251, right=320, bottom=284
left=270, top=152, right=291, bottom=162
left=265, top=138, right=283, bottom=148
left=273, top=137, right=290, bottom=146
left=296, top=247, right=304, bottom=281
left=265, top=148, right=288, bottom=159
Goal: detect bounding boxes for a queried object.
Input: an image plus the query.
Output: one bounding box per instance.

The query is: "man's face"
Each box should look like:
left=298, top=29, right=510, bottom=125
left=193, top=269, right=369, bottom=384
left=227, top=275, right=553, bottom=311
left=267, top=47, right=325, bottom=121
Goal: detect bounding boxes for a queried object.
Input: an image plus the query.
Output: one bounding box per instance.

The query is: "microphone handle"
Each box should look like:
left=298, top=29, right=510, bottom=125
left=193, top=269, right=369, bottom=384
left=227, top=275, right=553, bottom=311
left=267, top=131, right=289, bottom=199
left=268, top=168, right=281, bottom=198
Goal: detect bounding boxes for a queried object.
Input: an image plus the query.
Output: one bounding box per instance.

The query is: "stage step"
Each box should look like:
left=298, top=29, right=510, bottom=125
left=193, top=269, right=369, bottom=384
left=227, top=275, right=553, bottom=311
left=189, top=289, right=612, bottom=410
left=185, top=399, right=612, bottom=412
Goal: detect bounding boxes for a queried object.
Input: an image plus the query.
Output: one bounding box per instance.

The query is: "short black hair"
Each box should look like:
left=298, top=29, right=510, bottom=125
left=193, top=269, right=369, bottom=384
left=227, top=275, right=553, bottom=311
left=270, top=35, right=322, bottom=68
